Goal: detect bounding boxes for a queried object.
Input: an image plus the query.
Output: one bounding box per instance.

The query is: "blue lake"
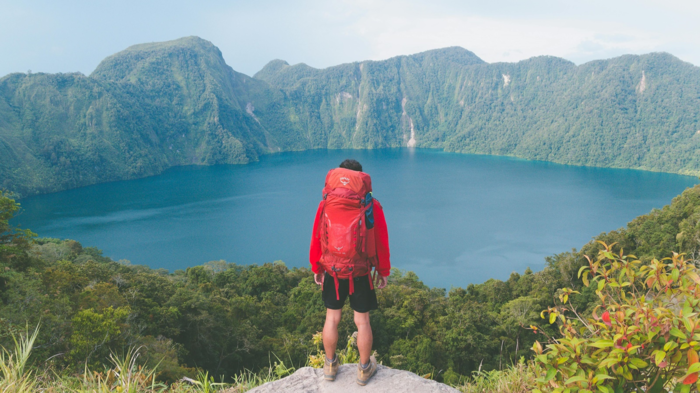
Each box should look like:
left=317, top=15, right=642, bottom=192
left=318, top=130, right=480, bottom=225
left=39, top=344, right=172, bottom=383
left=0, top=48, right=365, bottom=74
left=14, top=149, right=699, bottom=289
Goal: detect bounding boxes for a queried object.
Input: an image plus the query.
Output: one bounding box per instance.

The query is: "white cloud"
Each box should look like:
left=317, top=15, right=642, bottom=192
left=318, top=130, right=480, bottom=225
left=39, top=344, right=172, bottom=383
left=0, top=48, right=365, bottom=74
left=342, top=1, right=671, bottom=65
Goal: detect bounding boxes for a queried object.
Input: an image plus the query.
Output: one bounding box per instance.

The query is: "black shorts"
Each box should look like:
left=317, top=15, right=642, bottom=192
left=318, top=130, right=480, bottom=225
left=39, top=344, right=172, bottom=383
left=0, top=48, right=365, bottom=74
left=323, top=273, right=378, bottom=313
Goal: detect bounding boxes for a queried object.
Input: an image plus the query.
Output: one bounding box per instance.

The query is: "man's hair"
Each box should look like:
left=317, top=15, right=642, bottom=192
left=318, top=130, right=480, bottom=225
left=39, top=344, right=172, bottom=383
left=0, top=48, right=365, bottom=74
left=339, top=159, right=362, bottom=172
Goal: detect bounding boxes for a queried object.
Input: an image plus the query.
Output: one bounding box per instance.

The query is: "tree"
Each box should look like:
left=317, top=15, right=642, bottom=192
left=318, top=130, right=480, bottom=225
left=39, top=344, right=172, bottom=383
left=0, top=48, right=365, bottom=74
left=69, top=306, right=130, bottom=367
left=0, top=191, right=36, bottom=291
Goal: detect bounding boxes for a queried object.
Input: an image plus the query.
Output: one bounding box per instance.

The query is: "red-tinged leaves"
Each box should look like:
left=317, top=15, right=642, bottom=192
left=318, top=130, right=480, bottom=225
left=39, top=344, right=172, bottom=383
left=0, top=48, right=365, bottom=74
left=683, top=372, right=698, bottom=385
left=645, top=276, right=655, bottom=288
left=533, top=250, right=700, bottom=392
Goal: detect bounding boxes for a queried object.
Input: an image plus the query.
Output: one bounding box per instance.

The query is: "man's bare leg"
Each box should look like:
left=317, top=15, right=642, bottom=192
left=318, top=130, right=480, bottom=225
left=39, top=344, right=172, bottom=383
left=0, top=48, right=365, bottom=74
left=354, top=311, right=372, bottom=365
left=323, top=309, right=342, bottom=358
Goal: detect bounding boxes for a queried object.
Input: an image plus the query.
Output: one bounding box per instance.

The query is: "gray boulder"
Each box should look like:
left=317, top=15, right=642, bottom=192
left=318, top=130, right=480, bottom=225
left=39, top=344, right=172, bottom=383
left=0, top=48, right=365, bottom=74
left=246, top=364, right=460, bottom=393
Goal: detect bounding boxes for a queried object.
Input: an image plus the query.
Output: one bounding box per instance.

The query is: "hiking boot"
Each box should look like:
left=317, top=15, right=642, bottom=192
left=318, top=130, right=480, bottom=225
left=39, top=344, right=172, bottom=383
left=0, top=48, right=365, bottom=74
left=324, top=354, right=339, bottom=381
left=356, top=355, right=377, bottom=386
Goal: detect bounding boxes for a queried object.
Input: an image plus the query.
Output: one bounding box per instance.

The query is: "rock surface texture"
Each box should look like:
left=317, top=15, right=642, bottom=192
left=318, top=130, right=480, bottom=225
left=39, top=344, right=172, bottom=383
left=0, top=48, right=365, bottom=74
left=246, top=364, right=460, bottom=393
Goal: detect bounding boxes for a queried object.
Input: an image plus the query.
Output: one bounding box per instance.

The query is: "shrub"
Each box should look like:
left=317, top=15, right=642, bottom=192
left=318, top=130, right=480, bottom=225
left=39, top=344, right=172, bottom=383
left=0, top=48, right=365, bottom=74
left=533, top=242, right=700, bottom=393
left=307, top=331, right=361, bottom=368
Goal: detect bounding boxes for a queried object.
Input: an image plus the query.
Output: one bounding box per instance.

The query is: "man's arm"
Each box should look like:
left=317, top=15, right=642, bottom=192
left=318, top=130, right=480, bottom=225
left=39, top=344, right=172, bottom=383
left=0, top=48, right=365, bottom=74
left=309, top=200, right=325, bottom=275
left=373, top=200, right=391, bottom=278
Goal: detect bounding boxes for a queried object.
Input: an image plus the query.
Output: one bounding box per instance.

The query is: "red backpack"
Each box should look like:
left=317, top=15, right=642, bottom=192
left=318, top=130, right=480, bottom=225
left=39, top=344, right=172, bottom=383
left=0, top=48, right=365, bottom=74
left=318, top=168, right=377, bottom=299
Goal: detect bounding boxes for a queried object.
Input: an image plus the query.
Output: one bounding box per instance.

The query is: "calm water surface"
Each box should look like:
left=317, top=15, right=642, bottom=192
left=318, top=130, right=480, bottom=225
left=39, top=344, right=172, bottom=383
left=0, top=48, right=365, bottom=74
left=15, top=149, right=699, bottom=288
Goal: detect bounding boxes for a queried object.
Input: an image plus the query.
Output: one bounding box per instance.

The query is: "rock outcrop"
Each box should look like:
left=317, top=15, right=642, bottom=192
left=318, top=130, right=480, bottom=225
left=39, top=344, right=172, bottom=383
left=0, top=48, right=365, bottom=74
left=246, top=364, right=460, bottom=393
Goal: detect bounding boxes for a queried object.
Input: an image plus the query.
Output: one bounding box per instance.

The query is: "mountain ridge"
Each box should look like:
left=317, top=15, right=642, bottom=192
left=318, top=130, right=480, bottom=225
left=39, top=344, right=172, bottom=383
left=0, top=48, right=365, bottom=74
left=2, top=36, right=699, bottom=197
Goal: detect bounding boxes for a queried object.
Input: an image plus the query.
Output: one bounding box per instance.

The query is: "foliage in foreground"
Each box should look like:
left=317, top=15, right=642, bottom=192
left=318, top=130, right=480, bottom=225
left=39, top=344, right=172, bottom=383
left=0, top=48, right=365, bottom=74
left=0, top=328, right=281, bottom=392
left=455, top=358, right=539, bottom=393
left=534, top=244, right=700, bottom=392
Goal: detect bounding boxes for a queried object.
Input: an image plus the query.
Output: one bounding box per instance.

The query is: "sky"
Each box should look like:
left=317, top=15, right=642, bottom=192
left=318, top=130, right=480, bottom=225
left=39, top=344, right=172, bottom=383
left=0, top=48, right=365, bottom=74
left=1, top=0, right=699, bottom=78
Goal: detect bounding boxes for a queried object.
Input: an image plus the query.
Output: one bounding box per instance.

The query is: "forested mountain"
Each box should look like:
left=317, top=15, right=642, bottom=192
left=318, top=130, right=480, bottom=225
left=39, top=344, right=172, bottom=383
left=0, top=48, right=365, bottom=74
left=2, top=36, right=700, bottom=196
left=256, top=49, right=700, bottom=174
left=0, top=37, right=306, bottom=196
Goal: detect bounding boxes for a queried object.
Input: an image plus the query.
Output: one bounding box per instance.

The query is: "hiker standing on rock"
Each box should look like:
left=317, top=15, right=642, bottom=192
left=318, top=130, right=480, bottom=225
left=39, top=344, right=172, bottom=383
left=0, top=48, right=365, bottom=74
left=309, top=159, right=391, bottom=386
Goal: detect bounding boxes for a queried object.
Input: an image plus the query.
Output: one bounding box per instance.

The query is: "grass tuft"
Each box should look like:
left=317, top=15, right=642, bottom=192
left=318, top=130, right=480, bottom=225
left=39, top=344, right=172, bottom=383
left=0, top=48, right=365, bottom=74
left=455, top=358, right=539, bottom=393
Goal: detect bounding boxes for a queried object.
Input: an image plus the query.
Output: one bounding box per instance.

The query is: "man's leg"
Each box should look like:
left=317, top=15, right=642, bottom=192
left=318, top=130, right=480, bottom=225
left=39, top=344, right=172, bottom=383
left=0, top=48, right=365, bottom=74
left=354, top=311, right=372, bottom=365
left=323, top=308, right=342, bottom=357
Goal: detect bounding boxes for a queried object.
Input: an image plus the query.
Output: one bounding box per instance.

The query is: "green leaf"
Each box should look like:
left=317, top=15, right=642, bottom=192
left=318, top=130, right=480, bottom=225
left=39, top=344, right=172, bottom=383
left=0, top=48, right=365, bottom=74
left=545, top=366, right=557, bottom=382
left=683, top=317, right=694, bottom=333
left=578, top=265, right=588, bottom=279
left=655, top=350, right=667, bottom=366
left=629, top=358, right=648, bottom=368
left=565, top=375, right=588, bottom=384
left=687, top=362, right=700, bottom=374
left=589, top=340, right=614, bottom=348
left=671, top=328, right=688, bottom=340
left=665, top=341, right=678, bottom=351
left=550, top=312, right=557, bottom=324
left=598, top=357, right=619, bottom=368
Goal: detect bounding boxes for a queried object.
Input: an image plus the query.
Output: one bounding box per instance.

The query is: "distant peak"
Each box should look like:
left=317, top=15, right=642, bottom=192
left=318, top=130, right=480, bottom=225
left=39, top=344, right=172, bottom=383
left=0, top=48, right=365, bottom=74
left=253, top=59, right=291, bottom=80
left=404, top=46, right=485, bottom=66
left=91, top=36, right=226, bottom=81
left=115, top=36, right=221, bottom=57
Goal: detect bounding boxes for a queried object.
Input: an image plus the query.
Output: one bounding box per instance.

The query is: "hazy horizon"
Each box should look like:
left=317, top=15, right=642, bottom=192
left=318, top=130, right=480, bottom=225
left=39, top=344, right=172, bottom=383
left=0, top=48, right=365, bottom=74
left=2, top=35, right=696, bottom=80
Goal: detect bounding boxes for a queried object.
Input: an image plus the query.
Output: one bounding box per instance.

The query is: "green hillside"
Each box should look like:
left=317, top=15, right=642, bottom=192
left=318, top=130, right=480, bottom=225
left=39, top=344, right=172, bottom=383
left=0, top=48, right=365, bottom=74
left=2, top=181, right=699, bottom=385
left=2, top=37, right=700, bottom=197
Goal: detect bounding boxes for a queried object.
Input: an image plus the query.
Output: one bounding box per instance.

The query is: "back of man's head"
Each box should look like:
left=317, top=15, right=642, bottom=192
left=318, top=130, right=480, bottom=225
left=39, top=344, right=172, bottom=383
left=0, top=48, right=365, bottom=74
left=339, top=159, right=362, bottom=172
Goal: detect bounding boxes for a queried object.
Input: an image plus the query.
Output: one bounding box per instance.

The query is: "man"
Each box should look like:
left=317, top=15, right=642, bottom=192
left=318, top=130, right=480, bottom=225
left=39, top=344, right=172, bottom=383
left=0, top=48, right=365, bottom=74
left=309, top=159, right=391, bottom=386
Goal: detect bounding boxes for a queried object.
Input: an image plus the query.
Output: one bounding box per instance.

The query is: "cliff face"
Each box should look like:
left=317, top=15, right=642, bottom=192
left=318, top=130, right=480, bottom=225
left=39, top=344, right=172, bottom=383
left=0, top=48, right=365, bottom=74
left=244, top=364, right=460, bottom=393
left=2, top=36, right=700, bottom=196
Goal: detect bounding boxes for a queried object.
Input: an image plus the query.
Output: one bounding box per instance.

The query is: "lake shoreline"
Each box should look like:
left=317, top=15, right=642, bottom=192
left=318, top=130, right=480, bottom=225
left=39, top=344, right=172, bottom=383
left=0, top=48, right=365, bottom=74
left=13, top=148, right=699, bottom=288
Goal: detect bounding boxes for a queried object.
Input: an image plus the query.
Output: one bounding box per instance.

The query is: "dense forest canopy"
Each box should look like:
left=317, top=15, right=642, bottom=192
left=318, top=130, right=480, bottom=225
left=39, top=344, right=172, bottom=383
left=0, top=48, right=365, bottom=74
left=1, top=184, right=699, bottom=382
left=1, top=36, right=700, bottom=197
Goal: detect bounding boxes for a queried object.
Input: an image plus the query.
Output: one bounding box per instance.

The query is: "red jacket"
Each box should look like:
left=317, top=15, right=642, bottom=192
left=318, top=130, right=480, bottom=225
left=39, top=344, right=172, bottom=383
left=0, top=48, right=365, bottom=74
left=309, top=199, right=391, bottom=277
